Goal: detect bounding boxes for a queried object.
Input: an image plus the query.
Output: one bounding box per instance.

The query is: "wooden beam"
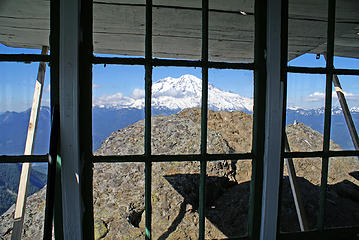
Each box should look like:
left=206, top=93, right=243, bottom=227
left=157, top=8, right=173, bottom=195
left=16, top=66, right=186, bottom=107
left=260, top=0, right=283, bottom=239
left=11, top=46, right=49, bottom=240
left=59, top=0, right=88, bottom=238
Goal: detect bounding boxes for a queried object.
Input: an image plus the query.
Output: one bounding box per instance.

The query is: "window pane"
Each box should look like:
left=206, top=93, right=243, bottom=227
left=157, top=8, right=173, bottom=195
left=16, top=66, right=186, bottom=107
left=0, top=62, right=50, bottom=155
left=0, top=1, right=49, bottom=54
left=209, top=1, right=254, bottom=63
left=0, top=43, right=42, bottom=55
left=286, top=73, right=326, bottom=152
left=325, top=157, right=359, bottom=229
left=152, top=161, right=200, bottom=239
left=93, top=2, right=145, bottom=57
left=288, top=0, right=327, bottom=66
left=0, top=163, right=48, bottom=238
left=92, top=64, right=145, bottom=155
left=151, top=67, right=202, bottom=155
left=206, top=69, right=253, bottom=154
left=334, top=1, right=359, bottom=69
left=205, top=159, right=252, bottom=238
left=331, top=75, right=359, bottom=150
left=288, top=53, right=327, bottom=68
left=279, top=158, right=322, bottom=232
left=153, top=5, right=201, bottom=60
left=93, top=162, right=145, bottom=239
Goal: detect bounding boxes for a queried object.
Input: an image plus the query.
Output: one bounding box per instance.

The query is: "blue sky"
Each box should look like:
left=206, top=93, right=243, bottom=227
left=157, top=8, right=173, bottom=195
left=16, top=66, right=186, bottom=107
left=1, top=43, right=358, bottom=112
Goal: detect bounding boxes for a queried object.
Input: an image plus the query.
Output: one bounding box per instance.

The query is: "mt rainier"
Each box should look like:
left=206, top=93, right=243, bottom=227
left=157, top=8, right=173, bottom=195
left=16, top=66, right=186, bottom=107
left=94, top=74, right=253, bottom=112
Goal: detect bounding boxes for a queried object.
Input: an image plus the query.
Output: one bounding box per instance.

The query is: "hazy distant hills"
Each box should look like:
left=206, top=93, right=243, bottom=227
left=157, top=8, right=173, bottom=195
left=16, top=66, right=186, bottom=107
left=0, top=164, right=47, bottom=215
left=0, top=107, right=51, bottom=155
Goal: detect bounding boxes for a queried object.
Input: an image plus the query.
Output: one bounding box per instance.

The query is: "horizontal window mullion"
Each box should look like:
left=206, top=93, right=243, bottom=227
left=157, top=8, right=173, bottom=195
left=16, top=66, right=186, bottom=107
left=287, top=66, right=359, bottom=75
left=92, top=56, right=255, bottom=70
left=332, top=68, right=359, bottom=75
left=286, top=66, right=327, bottom=74
left=0, top=54, right=51, bottom=62
left=207, top=61, right=254, bottom=70
left=0, top=154, right=48, bottom=163
left=283, top=150, right=359, bottom=158
left=92, top=56, right=145, bottom=65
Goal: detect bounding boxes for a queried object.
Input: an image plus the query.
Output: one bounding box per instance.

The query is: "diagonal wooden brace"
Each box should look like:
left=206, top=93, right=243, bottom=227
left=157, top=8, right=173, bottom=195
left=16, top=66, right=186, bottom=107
left=11, top=46, right=49, bottom=240
left=323, top=54, right=359, bottom=151
left=284, top=134, right=309, bottom=231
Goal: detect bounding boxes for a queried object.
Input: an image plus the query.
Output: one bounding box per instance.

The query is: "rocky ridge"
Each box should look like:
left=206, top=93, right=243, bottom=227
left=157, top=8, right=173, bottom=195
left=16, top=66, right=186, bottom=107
left=1, top=108, right=359, bottom=239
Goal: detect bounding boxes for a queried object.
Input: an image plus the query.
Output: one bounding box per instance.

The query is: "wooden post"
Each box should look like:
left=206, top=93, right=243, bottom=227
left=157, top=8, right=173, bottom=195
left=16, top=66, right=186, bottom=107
left=260, top=0, right=283, bottom=238
left=11, top=46, right=49, bottom=240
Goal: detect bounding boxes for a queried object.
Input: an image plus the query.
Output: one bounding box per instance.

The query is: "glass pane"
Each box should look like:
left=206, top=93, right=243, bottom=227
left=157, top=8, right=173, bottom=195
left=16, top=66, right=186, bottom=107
left=0, top=163, right=47, bottom=238
left=280, top=158, right=322, bottom=232
left=152, top=67, right=202, bottom=155
left=205, top=159, right=251, bottom=238
left=93, top=2, right=145, bottom=57
left=93, top=162, right=145, bottom=239
left=153, top=6, right=201, bottom=60
left=0, top=43, right=42, bottom=55
left=207, top=69, right=253, bottom=154
left=152, top=161, right=200, bottom=239
left=331, top=75, right=359, bottom=150
left=288, top=53, right=327, bottom=68
left=209, top=2, right=254, bottom=63
left=334, top=57, right=359, bottom=71
left=286, top=73, right=326, bottom=152
left=288, top=0, right=327, bottom=66
left=92, top=64, right=145, bottom=155
left=0, top=0, right=49, bottom=54
left=0, top=62, right=51, bottom=155
left=334, top=1, right=359, bottom=68
left=325, top=157, right=359, bottom=228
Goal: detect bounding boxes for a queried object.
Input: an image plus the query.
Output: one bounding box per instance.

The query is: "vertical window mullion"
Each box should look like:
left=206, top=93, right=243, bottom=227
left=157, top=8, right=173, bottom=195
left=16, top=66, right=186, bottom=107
left=318, top=0, right=336, bottom=230
left=79, top=0, right=94, bottom=238
left=199, top=0, right=209, bottom=239
left=144, top=0, right=153, bottom=239
left=248, top=0, right=267, bottom=239
left=43, top=0, right=61, bottom=237
left=277, top=0, right=289, bottom=234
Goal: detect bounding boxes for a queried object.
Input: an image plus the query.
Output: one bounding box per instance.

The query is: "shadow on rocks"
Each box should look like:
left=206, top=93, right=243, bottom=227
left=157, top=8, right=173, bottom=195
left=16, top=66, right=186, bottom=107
left=161, top=174, right=359, bottom=238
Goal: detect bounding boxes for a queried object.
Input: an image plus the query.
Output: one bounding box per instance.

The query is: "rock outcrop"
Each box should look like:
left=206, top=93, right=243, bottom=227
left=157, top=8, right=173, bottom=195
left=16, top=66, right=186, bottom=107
left=1, top=108, right=358, bottom=239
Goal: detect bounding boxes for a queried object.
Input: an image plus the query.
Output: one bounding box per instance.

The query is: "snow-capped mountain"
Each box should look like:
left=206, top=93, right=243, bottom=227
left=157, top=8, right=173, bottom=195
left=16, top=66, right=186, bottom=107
left=94, top=74, right=253, bottom=112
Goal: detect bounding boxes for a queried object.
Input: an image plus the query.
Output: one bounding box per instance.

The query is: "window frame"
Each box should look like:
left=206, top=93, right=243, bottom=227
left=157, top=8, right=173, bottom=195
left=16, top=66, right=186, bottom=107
left=0, top=0, right=358, bottom=239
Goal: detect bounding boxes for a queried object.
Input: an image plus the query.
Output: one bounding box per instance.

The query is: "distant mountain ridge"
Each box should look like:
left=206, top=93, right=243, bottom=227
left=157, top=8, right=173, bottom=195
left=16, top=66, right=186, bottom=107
left=286, top=107, right=359, bottom=149
left=1, top=75, right=359, bottom=153
left=0, top=106, right=51, bottom=155
left=288, top=106, right=359, bottom=115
